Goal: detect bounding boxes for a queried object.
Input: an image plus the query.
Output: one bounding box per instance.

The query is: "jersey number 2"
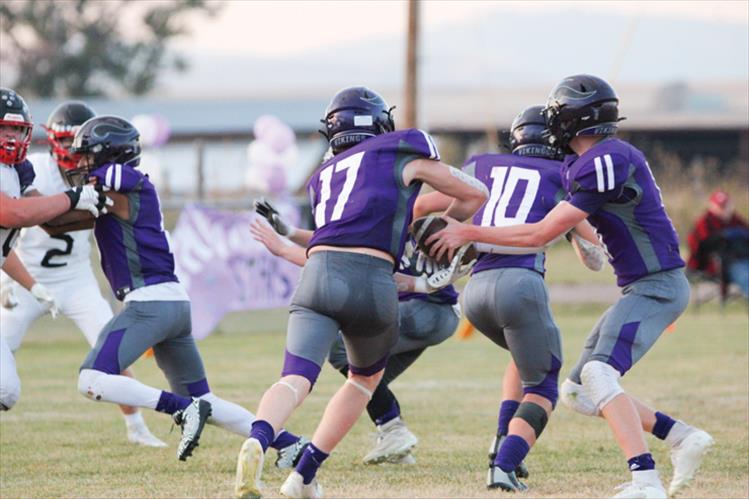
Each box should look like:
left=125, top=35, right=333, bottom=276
left=480, top=166, right=540, bottom=227
left=41, top=234, right=75, bottom=268
left=314, top=151, right=364, bottom=228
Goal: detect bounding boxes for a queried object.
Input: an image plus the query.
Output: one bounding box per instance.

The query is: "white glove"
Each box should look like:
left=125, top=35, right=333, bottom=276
left=414, top=245, right=476, bottom=293
left=0, top=285, right=18, bottom=309
left=65, top=185, right=113, bottom=217
left=30, top=283, right=59, bottom=319
left=415, top=251, right=437, bottom=276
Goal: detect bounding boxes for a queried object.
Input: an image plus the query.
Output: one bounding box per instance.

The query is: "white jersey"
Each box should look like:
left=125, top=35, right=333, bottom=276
left=0, top=162, right=23, bottom=268
left=13, top=153, right=93, bottom=284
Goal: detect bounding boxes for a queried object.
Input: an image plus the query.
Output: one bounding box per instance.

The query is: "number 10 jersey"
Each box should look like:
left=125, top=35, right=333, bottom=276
left=13, top=153, right=94, bottom=284
left=467, top=153, right=565, bottom=276
left=306, top=129, right=440, bottom=264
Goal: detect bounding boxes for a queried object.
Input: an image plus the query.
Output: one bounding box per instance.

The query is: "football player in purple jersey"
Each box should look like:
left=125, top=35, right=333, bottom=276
left=428, top=75, right=712, bottom=498
left=234, top=86, right=488, bottom=499
left=414, top=105, right=605, bottom=491
left=250, top=205, right=460, bottom=466
left=56, top=115, right=306, bottom=465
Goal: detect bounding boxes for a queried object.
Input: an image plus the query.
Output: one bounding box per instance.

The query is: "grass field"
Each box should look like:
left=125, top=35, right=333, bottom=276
left=0, top=297, right=746, bottom=498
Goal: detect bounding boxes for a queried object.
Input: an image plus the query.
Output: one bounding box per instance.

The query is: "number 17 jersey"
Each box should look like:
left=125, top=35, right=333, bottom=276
left=467, top=153, right=565, bottom=276
left=306, top=129, right=439, bottom=264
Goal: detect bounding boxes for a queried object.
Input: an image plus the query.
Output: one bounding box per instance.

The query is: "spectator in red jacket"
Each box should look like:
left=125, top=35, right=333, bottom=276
left=687, top=190, right=749, bottom=297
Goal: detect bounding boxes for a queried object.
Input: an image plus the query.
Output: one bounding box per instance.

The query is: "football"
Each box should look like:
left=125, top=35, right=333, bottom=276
left=409, top=215, right=478, bottom=267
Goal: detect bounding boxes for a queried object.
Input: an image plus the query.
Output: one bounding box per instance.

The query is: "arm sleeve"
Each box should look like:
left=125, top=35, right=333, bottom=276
left=91, top=164, right=142, bottom=193
left=15, top=160, right=36, bottom=194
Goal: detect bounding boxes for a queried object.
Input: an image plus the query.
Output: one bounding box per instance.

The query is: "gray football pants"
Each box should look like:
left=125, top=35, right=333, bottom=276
left=568, top=268, right=690, bottom=382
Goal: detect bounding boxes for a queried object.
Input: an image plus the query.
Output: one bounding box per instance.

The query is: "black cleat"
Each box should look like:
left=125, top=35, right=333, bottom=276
left=487, top=466, right=528, bottom=492
left=173, top=398, right=212, bottom=461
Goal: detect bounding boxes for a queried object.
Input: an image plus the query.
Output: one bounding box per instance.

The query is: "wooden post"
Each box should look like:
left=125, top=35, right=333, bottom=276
left=195, top=139, right=205, bottom=200
left=403, top=0, right=419, bottom=129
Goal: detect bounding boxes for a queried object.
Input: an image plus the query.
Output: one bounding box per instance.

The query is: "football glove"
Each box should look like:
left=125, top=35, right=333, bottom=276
left=254, top=198, right=296, bottom=237
left=413, top=244, right=476, bottom=293
left=30, top=283, right=59, bottom=319
left=65, top=185, right=112, bottom=217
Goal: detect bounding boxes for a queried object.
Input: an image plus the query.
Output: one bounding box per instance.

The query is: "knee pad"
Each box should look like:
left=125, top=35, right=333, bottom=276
left=78, top=368, right=105, bottom=401
left=560, top=379, right=600, bottom=416
left=0, top=376, right=21, bottom=411
left=514, top=402, right=549, bottom=438
left=580, top=360, right=624, bottom=412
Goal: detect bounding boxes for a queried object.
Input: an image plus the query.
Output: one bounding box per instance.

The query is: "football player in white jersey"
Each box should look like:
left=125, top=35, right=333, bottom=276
left=0, top=100, right=164, bottom=446
left=1, top=89, right=111, bottom=411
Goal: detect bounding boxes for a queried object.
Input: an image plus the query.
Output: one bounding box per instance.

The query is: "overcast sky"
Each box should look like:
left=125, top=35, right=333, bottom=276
left=172, top=1, right=748, bottom=57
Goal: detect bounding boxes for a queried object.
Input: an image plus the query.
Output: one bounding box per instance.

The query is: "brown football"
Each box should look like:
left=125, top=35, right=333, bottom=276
left=409, top=215, right=477, bottom=267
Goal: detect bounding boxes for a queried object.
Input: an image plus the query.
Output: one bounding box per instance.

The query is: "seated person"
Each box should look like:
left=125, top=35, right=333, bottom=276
left=687, top=190, right=749, bottom=298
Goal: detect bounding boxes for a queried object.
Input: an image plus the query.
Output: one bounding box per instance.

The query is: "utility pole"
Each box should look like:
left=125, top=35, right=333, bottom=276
left=404, top=0, right=419, bottom=129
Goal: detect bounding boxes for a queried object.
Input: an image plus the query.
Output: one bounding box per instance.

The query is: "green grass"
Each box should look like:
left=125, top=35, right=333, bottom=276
left=1, top=302, right=747, bottom=498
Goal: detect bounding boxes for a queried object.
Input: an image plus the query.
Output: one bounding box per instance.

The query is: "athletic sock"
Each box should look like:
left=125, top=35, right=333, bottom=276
left=198, top=392, right=256, bottom=437
left=494, top=434, right=530, bottom=473
left=652, top=411, right=676, bottom=440
left=627, top=453, right=655, bottom=472
left=123, top=411, right=145, bottom=428
left=155, top=391, right=191, bottom=415
left=270, top=430, right=300, bottom=450
left=370, top=392, right=401, bottom=426
left=497, top=400, right=520, bottom=437
left=295, top=443, right=329, bottom=484
left=664, top=420, right=693, bottom=448
left=249, top=420, right=275, bottom=452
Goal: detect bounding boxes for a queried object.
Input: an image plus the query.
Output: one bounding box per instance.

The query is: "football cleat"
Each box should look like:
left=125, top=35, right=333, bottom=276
left=488, top=434, right=529, bottom=479
left=486, top=466, right=528, bottom=491
left=172, top=398, right=212, bottom=461
left=613, top=470, right=667, bottom=499
left=362, top=417, right=418, bottom=465
left=280, top=471, right=323, bottom=499
left=127, top=423, right=168, bottom=448
left=235, top=438, right=265, bottom=499
left=387, top=452, right=416, bottom=465
left=668, top=429, right=714, bottom=496
left=275, top=436, right=311, bottom=469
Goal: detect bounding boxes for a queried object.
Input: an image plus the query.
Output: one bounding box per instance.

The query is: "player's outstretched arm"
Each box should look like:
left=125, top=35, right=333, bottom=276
left=0, top=191, right=72, bottom=228
left=253, top=198, right=313, bottom=246
left=402, top=159, right=488, bottom=222
left=250, top=219, right=308, bottom=267
left=427, top=200, right=588, bottom=262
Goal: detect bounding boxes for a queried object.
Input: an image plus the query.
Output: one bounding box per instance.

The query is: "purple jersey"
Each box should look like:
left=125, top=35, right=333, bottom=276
left=561, top=138, right=684, bottom=287
left=15, top=159, right=35, bottom=193
left=307, top=128, right=439, bottom=263
left=90, top=163, right=178, bottom=300
left=468, top=153, right=565, bottom=275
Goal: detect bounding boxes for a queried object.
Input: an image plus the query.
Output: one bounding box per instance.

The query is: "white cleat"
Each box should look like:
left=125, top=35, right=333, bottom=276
left=362, top=417, right=418, bottom=465
left=280, top=471, right=323, bottom=499
left=387, top=452, right=416, bottom=465
left=127, top=424, right=168, bottom=448
left=235, top=438, right=265, bottom=499
left=276, top=436, right=311, bottom=469
left=612, top=470, right=667, bottom=499
left=668, top=429, right=714, bottom=496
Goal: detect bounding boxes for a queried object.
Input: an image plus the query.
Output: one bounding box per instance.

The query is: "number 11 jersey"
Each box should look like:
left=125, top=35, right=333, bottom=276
left=306, top=129, right=439, bottom=264
left=13, top=152, right=93, bottom=284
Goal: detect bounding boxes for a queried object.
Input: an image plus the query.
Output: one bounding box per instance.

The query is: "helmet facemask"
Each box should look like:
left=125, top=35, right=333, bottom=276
left=0, top=121, right=32, bottom=165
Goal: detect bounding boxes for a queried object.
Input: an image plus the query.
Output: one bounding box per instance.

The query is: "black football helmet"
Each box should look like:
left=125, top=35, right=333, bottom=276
left=509, top=105, right=560, bottom=160
left=0, top=87, right=33, bottom=165
left=44, top=101, right=97, bottom=171
left=543, top=74, right=623, bottom=149
left=320, top=86, right=395, bottom=155
left=68, top=115, right=141, bottom=186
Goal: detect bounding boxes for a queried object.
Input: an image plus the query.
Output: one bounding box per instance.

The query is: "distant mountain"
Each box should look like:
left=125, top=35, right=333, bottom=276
left=159, top=8, right=748, bottom=98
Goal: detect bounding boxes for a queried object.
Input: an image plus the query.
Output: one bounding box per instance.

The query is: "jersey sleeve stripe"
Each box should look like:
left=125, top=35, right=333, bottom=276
left=604, top=154, right=615, bottom=191
left=105, top=165, right=114, bottom=188
left=114, top=164, right=122, bottom=191
left=594, top=156, right=605, bottom=192
left=418, top=129, right=437, bottom=159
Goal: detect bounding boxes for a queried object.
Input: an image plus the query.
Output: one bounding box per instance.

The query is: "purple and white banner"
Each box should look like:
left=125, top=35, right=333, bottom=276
left=171, top=202, right=301, bottom=340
